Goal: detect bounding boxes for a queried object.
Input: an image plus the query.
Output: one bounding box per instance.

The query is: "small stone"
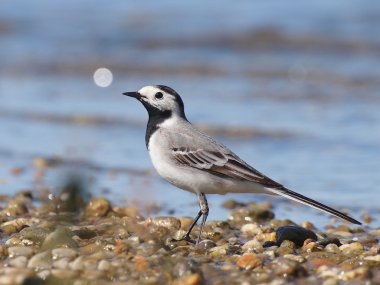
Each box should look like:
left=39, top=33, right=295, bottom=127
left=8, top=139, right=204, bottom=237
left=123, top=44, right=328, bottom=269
left=51, top=269, right=78, bottom=279
left=69, top=256, right=85, bottom=271
left=195, top=239, right=216, bottom=253
left=272, top=257, right=306, bottom=277
left=0, top=268, right=34, bottom=285
left=322, top=278, right=339, bottom=285
left=241, top=223, right=262, bottom=236
left=208, top=244, right=230, bottom=258
left=1, top=218, right=29, bottom=234
left=8, top=246, right=34, bottom=258
left=8, top=256, right=28, bottom=268
left=133, top=256, right=149, bottom=272
left=283, top=254, right=305, bottom=263
left=33, top=158, right=48, bottom=168
left=340, top=242, right=364, bottom=255
left=242, top=239, right=264, bottom=253
left=301, top=241, right=323, bottom=253
left=317, top=237, right=341, bottom=247
left=145, top=216, right=181, bottom=230
left=236, top=253, right=263, bottom=270
left=301, top=221, right=316, bottom=230
left=72, top=228, right=97, bottom=239
left=172, top=273, right=203, bottom=285
left=41, top=227, right=78, bottom=250
left=276, top=226, right=318, bottom=247
left=341, top=267, right=369, bottom=281
left=362, top=214, right=373, bottom=224
left=325, top=243, right=340, bottom=253
left=309, top=257, right=337, bottom=268
left=263, top=241, right=277, bottom=248
left=53, top=258, right=70, bottom=269
left=364, top=254, right=380, bottom=262
left=51, top=248, right=77, bottom=260
left=331, top=231, right=352, bottom=238
left=19, top=227, right=50, bottom=245
left=10, top=167, right=24, bottom=176
left=98, top=260, right=111, bottom=271
left=228, top=206, right=274, bottom=224
left=85, top=197, right=110, bottom=217
left=28, top=251, right=52, bottom=270
left=222, top=199, right=246, bottom=209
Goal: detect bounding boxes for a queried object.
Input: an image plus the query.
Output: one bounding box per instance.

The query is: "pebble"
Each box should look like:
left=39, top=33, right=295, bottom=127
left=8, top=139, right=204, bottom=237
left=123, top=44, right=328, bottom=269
left=195, top=239, right=216, bottom=253
left=27, top=251, right=52, bottom=270
left=1, top=218, right=29, bottom=234
left=364, top=254, right=380, bottom=262
left=85, top=197, right=110, bottom=217
left=340, top=242, right=364, bottom=255
left=19, top=227, right=50, bottom=245
left=8, top=246, right=34, bottom=258
left=145, top=216, right=181, bottom=230
left=8, top=256, right=28, bottom=268
left=98, top=259, right=111, bottom=271
left=236, top=253, right=263, bottom=269
left=51, top=248, right=78, bottom=260
left=208, top=244, right=230, bottom=258
left=5, top=199, right=28, bottom=216
left=272, top=257, right=306, bottom=277
left=242, top=239, right=264, bottom=253
left=41, top=227, right=78, bottom=250
left=241, top=223, right=262, bottom=236
left=317, top=237, right=342, bottom=247
left=172, top=273, right=203, bottom=285
left=275, top=226, right=318, bottom=247
left=283, top=254, right=305, bottom=263
left=53, top=257, right=70, bottom=269
left=228, top=206, right=274, bottom=224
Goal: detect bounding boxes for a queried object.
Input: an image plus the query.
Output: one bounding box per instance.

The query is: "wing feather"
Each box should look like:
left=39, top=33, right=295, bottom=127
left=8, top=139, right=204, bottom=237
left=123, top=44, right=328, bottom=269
left=172, top=147, right=282, bottom=188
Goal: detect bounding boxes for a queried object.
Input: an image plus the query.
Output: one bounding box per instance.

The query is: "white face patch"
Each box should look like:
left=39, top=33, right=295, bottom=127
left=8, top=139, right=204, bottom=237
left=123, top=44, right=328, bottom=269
left=138, top=86, right=181, bottom=114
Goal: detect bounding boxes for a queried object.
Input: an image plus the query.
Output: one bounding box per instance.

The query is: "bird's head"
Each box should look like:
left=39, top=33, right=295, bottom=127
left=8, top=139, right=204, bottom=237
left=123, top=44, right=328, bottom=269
left=123, top=85, right=186, bottom=118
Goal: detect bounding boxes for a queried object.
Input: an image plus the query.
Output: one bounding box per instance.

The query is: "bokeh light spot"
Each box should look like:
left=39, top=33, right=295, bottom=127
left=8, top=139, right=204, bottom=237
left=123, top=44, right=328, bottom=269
left=93, top=68, right=113, bottom=87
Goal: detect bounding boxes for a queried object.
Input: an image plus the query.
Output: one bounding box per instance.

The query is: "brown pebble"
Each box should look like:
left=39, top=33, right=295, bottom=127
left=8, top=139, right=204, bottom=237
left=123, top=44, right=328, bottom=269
left=309, top=258, right=337, bottom=268
left=133, top=256, right=149, bottom=272
left=272, top=257, right=306, bottom=277
left=236, top=253, right=263, bottom=270
left=10, top=167, right=24, bottom=176
left=85, top=198, right=110, bottom=217
left=362, top=214, right=373, bottom=224
left=33, top=158, right=48, bottom=169
left=301, top=221, right=316, bottom=230
left=114, top=240, right=129, bottom=254
left=172, top=273, right=203, bottom=285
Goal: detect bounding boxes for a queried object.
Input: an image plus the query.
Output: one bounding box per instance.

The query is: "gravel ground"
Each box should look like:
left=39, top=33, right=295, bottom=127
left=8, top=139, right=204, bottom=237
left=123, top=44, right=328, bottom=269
left=0, top=186, right=378, bottom=285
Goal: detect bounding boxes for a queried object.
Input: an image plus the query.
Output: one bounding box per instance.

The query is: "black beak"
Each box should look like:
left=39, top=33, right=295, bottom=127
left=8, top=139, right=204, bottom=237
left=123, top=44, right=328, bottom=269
left=122, top=91, right=140, bottom=99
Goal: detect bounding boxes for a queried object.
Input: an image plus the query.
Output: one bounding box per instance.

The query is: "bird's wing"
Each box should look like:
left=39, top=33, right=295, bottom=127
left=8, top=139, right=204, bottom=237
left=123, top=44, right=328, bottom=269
left=171, top=142, right=361, bottom=225
left=172, top=146, right=283, bottom=188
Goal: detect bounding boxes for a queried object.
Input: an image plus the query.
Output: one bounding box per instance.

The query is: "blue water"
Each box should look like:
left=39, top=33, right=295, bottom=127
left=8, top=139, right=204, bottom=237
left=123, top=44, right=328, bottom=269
left=0, top=0, right=379, bottom=228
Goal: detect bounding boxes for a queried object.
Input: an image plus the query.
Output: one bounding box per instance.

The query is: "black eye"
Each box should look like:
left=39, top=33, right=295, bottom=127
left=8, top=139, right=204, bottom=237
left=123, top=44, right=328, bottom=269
left=155, top=92, right=163, bottom=99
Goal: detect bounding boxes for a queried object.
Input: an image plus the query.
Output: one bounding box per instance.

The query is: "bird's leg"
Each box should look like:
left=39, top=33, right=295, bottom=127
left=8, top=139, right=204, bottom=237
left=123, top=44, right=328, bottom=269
left=177, top=193, right=208, bottom=244
left=196, top=193, right=209, bottom=244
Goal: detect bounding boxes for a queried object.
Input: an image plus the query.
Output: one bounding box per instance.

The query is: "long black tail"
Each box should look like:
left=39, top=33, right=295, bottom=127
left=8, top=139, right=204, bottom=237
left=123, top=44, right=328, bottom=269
left=267, top=187, right=361, bottom=225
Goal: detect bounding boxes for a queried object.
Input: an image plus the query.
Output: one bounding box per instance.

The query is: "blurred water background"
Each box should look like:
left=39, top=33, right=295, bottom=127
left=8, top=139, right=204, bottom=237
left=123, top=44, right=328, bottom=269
left=0, top=0, right=379, bottom=228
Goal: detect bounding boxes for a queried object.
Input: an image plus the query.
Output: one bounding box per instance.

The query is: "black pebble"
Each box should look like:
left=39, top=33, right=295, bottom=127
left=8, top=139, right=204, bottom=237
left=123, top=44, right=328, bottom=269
left=317, top=237, right=342, bottom=247
left=275, top=225, right=318, bottom=247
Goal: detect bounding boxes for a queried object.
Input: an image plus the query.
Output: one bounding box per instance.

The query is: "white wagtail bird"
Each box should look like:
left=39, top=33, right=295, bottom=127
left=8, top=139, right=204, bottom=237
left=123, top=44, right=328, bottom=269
left=123, top=85, right=361, bottom=243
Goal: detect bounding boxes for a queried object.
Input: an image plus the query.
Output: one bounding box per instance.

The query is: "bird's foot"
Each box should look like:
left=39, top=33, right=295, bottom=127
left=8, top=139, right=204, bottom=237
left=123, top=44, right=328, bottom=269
left=173, top=234, right=196, bottom=244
